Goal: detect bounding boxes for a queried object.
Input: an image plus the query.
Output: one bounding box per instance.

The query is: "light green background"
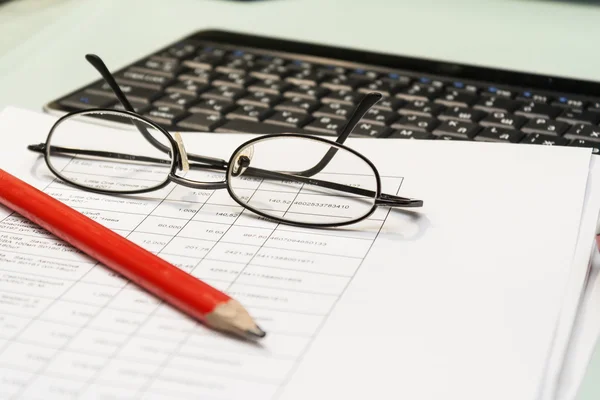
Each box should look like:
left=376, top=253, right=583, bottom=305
left=0, top=0, right=598, bottom=398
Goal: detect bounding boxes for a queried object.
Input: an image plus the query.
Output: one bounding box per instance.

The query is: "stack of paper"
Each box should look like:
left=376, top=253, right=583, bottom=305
left=0, top=107, right=599, bottom=400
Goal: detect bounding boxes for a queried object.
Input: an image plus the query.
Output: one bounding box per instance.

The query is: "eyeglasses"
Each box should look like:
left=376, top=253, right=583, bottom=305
left=27, top=54, right=423, bottom=228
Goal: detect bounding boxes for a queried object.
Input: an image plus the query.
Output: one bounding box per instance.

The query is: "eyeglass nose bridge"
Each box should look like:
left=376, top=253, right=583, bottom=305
left=168, top=173, right=228, bottom=190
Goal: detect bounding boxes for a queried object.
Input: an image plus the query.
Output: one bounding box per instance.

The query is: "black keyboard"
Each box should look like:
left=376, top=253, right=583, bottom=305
left=45, top=30, right=600, bottom=154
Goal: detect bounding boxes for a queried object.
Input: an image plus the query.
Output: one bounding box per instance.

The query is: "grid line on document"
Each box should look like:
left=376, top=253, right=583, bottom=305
left=0, top=287, right=335, bottom=318
left=270, top=181, right=403, bottom=400
left=74, top=188, right=221, bottom=395
left=223, top=178, right=306, bottom=292
left=0, top=260, right=356, bottom=286
left=8, top=173, right=181, bottom=398
left=134, top=180, right=266, bottom=398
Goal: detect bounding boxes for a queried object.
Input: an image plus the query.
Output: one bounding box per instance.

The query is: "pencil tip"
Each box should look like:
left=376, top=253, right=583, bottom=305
left=246, top=326, right=266, bottom=340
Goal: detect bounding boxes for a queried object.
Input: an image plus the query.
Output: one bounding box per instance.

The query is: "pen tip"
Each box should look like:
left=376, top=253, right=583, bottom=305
left=246, top=326, right=267, bottom=340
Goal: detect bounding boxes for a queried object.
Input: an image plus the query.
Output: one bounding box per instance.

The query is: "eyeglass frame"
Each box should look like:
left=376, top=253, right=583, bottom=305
left=28, top=54, right=424, bottom=228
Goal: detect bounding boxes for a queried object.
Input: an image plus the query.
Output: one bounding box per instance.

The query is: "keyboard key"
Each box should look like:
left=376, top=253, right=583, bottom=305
left=59, top=92, right=115, bottom=109
left=178, top=68, right=215, bottom=83
left=551, top=96, right=588, bottom=109
left=285, top=70, right=323, bottom=86
left=86, top=82, right=159, bottom=104
left=395, top=84, right=441, bottom=102
left=350, top=123, right=392, bottom=138
left=588, top=102, right=600, bottom=113
left=387, top=129, right=434, bottom=139
left=248, top=79, right=292, bottom=94
left=391, top=115, right=438, bottom=132
left=226, top=105, right=273, bottom=122
left=322, top=90, right=363, bottom=106
left=132, top=57, right=181, bottom=77
left=116, top=70, right=173, bottom=89
left=447, top=82, right=478, bottom=94
left=438, top=106, right=486, bottom=122
left=556, top=109, right=600, bottom=125
left=274, top=97, right=319, bottom=113
left=564, top=124, right=600, bottom=142
left=357, top=79, right=407, bottom=97
left=398, top=100, right=444, bottom=117
left=313, top=102, right=354, bottom=120
left=480, top=112, right=526, bottom=130
left=473, top=96, right=520, bottom=113
left=215, top=119, right=306, bottom=134
left=154, top=92, right=198, bottom=109
left=284, top=84, right=329, bottom=100
left=481, top=86, right=513, bottom=98
left=514, top=103, right=562, bottom=119
left=520, top=118, right=569, bottom=136
left=516, top=91, right=551, bottom=104
left=189, top=99, right=236, bottom=115
left=474, top=127, right=524, bottom=143
left=184, top=47, right=226, bottom=69
left=371, top=97, right=404, bottom=111
left=434, top=91, right=477, bottom=107
left=320, top=75, right=363, bottom=91
left=417, top=77, right=444, bottom=88
left=216, top=58, right=255, bottom=74
left=237, top=91, right=282, bottom=108
left=360, top=108, right=398, bottom=126
left=166, top=80, right=210, bottom=96
left=264, top=111, right=313, bottom=128
left=213, top=72, right=256, bottom=88
left=432, top=120, right=481, bottom=139
left=249, top=65, right=290, bottom=81
left=569, top=139, right=600, bottom=154
left=383, top=73, right=412, bottom=86
left=177, top=113, right=226, bottom=131
left=254, top=55, right=286, bottom=67
left=303, top=116, right=344, bottom=136
left=316, top=65, right=347, bottom=76
left=286, top=60, right=313, bottom=71
left=145, top=106, right=188, bottom=126
left=201, top=85, right=246, bottom=102
left=227, top=50, right=255, bottom=62
left=436, top=135, right=470, bottom=141
left=522, top=133, right=569, bottom=146
left=348, top=68, right=379, bottom=81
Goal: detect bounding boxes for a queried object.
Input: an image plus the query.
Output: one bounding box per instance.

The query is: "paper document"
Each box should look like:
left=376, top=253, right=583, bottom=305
left=0, top=107, right=594, bottom=400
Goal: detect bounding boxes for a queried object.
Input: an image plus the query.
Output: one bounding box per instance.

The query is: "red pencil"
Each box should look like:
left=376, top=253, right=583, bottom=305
left=0, top=169, right=265, bottom=340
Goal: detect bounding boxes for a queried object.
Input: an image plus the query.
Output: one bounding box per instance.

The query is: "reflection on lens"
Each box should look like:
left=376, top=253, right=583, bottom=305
left=46, top=111, right=174, bottom=193
left=227, top=136, right=379, bottom=226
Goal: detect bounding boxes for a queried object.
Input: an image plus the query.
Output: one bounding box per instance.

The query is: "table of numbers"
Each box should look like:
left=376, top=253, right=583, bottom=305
left=0, top=165, right=403, bottom=399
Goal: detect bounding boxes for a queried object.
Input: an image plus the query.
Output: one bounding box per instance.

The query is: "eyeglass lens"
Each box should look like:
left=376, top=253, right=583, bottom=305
left=227, top=136, right=379, bottom=225
left=46, top=110, right=174, bottom=193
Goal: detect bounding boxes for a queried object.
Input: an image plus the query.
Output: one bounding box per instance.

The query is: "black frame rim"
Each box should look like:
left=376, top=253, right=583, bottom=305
left=224, top=133, right=383, bottom=228
left=44, top=108, right=178, bottom=195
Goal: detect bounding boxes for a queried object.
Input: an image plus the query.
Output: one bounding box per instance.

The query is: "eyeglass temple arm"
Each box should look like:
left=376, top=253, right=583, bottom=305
left=292, top=92, right=383, bottom=178
left=244, top=166, right=423, bottom=208
left=27, top=144, right=226, bottom=172
left=84, top=54, right=227, bottom=170
left=28, top=144, right=422, bottom=207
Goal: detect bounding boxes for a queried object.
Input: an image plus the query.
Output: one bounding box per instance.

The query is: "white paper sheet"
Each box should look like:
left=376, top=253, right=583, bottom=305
left=556, top=248, right=600, bottom=400
left=0, top=107, right=594, bottom=400
left=540, top=157, right=600, bottom=400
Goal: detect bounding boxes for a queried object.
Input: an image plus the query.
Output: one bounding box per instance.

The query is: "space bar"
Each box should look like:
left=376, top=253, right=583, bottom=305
left=215, top=120, right=309, bottom=135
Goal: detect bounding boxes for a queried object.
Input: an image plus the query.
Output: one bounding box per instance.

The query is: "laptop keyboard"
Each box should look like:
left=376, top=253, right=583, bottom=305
left=50, top=35, right=600, bottom=154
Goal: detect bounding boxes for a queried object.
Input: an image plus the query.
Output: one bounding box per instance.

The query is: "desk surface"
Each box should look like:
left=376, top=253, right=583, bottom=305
left=0, top=0, right=599, bottom=398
